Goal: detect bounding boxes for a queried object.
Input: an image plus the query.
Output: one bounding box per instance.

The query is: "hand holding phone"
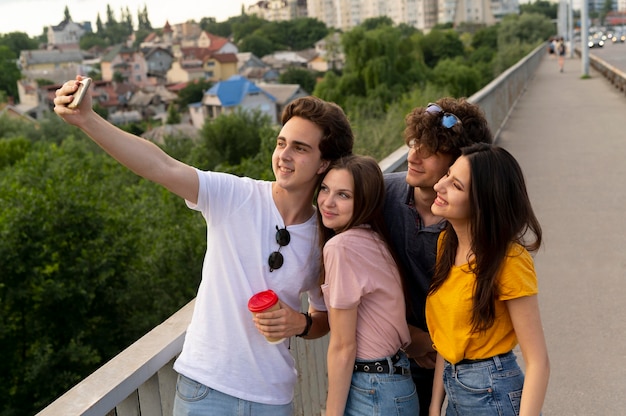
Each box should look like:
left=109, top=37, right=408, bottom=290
left=68, top=77, right=92, bottom=109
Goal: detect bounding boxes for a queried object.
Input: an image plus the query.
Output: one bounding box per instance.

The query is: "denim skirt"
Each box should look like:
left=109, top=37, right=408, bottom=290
left=443, top=350, right=525, bottom=416
left=345, top=350, right=419, bottom=416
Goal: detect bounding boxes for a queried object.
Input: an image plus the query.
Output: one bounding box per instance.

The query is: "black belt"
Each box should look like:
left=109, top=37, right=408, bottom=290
left=456, top=350, right=514, bottom=366
left=354, top=352, right=410, bottom=375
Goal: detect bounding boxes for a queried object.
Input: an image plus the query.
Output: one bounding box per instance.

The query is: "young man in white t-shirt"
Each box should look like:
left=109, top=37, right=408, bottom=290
left=54, top=77, right=354, bottom=415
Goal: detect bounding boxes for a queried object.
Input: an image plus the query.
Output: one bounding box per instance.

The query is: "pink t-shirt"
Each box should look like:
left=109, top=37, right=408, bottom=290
left=322, top=226, right=411, bottom=360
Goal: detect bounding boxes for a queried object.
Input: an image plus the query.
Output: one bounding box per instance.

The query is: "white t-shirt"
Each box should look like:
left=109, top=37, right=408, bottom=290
left=173, top=169, right=325, bottom=405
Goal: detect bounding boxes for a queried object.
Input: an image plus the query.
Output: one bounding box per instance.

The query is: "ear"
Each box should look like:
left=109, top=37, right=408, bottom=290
left=317, top=159, right=331, bottom=175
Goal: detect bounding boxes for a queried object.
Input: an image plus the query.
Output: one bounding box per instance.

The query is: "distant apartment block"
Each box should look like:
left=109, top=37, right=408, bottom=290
left=248, top=0, right=308, bottom=21
left=262, top=0, right=517, bottom=31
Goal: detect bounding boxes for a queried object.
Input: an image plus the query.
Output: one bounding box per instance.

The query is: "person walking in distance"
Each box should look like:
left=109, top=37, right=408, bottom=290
left=54, top=76, right=354, bottom=415
left=557, top=37, right=566, bottom=73
left=383, top=97, right=492, bottom=415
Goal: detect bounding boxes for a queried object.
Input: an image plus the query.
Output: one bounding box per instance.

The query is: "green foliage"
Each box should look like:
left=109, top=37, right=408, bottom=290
left=0, top=46, right=22, bottom=101
left=176, top=79, right=213, bottom=108
left=79, top=32, right=108, bottom=50
left=0, top=137, right=31, bottom=169
left=315, top=25, right=427, bottom=113
left=494, top=13, right=553, bottom=75
left=236, top=17, right=329, bottom=57
left=0, top=113, right=40, bottom=142
left=431, top=58, right=481, bottom=98
left=200, top=17, right=233, bottom=38
left=166, top=102, right=181, bottom=124
left=191, top=109, right=274, bottom=170
left=279, top=67, right=318, bottom=94
left=0, top=32, right=39, bottom=56
left=0, top=137, right=205, bottom=415
left=519, top=0, right=558, bottom=20
left=217, top=126, right=279, bottom=180
left=418, top=29, right=466, bottom=68
left=498, top=13, right=554, bottom=47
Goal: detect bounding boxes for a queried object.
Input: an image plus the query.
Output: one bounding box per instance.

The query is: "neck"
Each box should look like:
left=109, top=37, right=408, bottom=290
left=451, top=221, right=473, bottom=265
left=272, top=182, right=316, bottom=225
left=413, top=186, right=443, bottom=226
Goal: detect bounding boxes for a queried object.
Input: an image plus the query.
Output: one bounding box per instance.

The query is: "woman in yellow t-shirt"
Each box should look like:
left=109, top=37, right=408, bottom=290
left=426, top=143, right=550, bottom=416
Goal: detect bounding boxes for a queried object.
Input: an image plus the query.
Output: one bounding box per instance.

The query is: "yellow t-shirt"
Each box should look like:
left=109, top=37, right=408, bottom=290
left=425, top=235, right=538, bottom=364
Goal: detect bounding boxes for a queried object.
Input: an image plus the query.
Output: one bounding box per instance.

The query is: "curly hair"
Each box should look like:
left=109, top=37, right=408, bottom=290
left=404, top=97, right=492, bottom=160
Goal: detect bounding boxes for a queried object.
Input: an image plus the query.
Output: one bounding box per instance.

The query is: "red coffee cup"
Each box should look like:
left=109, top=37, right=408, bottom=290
left=248, top=290, right=284, bottom=344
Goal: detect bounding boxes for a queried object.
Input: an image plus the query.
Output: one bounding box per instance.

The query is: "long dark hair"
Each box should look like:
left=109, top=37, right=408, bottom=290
left=429, top=143, right=542, bottom=332
left=316, top=155, right=406, bottom=291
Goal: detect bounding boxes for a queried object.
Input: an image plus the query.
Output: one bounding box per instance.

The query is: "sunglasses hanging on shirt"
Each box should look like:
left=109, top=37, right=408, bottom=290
left=268, top=226, right=290, bottom=272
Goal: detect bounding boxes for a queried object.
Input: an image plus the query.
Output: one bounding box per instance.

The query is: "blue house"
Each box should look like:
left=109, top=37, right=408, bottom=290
left=191, top=75, right=277, bottom=128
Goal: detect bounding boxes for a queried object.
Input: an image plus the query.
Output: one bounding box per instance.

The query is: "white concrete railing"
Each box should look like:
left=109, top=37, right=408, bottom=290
left=37, top=44, right=548, bottom=416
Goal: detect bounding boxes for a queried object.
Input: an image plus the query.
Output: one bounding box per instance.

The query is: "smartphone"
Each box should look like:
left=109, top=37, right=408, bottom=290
left=68, top=77, right=92, bottom=109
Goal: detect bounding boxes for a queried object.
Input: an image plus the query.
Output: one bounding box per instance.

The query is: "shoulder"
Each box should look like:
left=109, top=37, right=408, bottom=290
left=384, top=172, right=409, bottom=191
left=498, top=244, right=538, bottom=297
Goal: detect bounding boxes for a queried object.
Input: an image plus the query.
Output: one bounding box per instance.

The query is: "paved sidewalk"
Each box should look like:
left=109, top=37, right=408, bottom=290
left=497, top=53, right=626, bottom=415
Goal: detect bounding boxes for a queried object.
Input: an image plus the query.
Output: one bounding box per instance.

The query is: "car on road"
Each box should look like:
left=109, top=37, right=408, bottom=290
left=611, top=32, right=626, bottom=43
left=588, top=36, right=605, bottom=48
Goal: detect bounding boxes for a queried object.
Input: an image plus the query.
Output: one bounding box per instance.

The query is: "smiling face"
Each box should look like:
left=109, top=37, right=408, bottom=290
left=431, top=155, right=472, bottom=226
left=272, top=116, right=330, bottom=193
left=405, top=139, right=454, bottom=190
left=317, top=168, right=355, bottom=232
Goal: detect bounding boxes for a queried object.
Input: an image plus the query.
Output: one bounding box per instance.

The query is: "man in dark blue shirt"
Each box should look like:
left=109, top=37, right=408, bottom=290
left=383, top=98, right=492, bottom=415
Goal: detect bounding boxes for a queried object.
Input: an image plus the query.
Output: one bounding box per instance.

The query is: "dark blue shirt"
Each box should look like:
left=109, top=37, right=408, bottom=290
left=383, top=172, right=446, bottom=331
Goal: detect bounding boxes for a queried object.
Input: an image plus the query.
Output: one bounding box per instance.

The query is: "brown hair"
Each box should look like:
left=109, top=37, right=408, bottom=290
left=404, top=97, right=492, bottom=162
left=282, top=96, right=354, bottom=162
left=316, top=155, right=407, bottom=295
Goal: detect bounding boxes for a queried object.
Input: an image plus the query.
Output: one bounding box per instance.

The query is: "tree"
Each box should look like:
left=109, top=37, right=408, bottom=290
left=166, top=102, right=181, bottom=124
left=0, top=136, right=31, bottom=169
left=0, top=32, right=39, bottom=56
left=315, top=23, right=426, bottom=111
left=431, top=58, right=481, bottom=97
left=520, top=0, right=558, bottom=20
left=63, top=5, right=72, bottom=22
left=239, top=34, right=274, bottom=57
left=176, top=79, right=213, bottom=108
left=0, top=137, right=205, bottom=415
left=191, top=109, right=273, bottom=170
left=279, top=67, right=318, bottom=93
left=0, top=46, right=22, bottom=102
left=418, top=29, right=465, bottom=68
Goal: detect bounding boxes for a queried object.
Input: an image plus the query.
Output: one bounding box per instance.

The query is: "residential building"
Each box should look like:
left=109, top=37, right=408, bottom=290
left=191, top=75, right=277, bottom=129
left=306, top=0, right=515, bottom=31
left=47, top=18, right=92, bottom=49
left=101, top=45, right=150, bottom=87
left=309, top=32, right=345, bottom=72
left=166, top=60, right=206, bottom=84
left=205, top=53, right=238, bottom=82
left=247, top=0, right=308, bottom=21
left=256, top=83, right=309, bottom=118
left=142, top=47, right=175, bottom=84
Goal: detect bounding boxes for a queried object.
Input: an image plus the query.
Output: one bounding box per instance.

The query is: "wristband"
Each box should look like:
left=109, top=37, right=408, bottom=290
left=296, top=312, right=312, bottom=337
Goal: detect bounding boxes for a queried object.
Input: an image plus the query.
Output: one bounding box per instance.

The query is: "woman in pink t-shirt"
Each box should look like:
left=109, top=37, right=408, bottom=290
left=317, top=155, right=419, bottom=416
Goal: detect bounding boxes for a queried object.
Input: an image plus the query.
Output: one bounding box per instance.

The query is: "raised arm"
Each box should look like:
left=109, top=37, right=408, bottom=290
left=54, top=76, right=199, bottom=204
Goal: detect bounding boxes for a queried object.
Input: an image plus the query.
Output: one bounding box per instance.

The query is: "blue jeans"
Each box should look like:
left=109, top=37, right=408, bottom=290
left=443, top=351, right=525, bottom=416
left=346, top=350, right=419, bottom=416
left=173, top=374, right=294, bottom=416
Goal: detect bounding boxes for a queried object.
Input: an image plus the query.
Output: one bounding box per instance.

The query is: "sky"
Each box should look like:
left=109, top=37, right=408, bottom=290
left=0, top=0, right=257, bottom=37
